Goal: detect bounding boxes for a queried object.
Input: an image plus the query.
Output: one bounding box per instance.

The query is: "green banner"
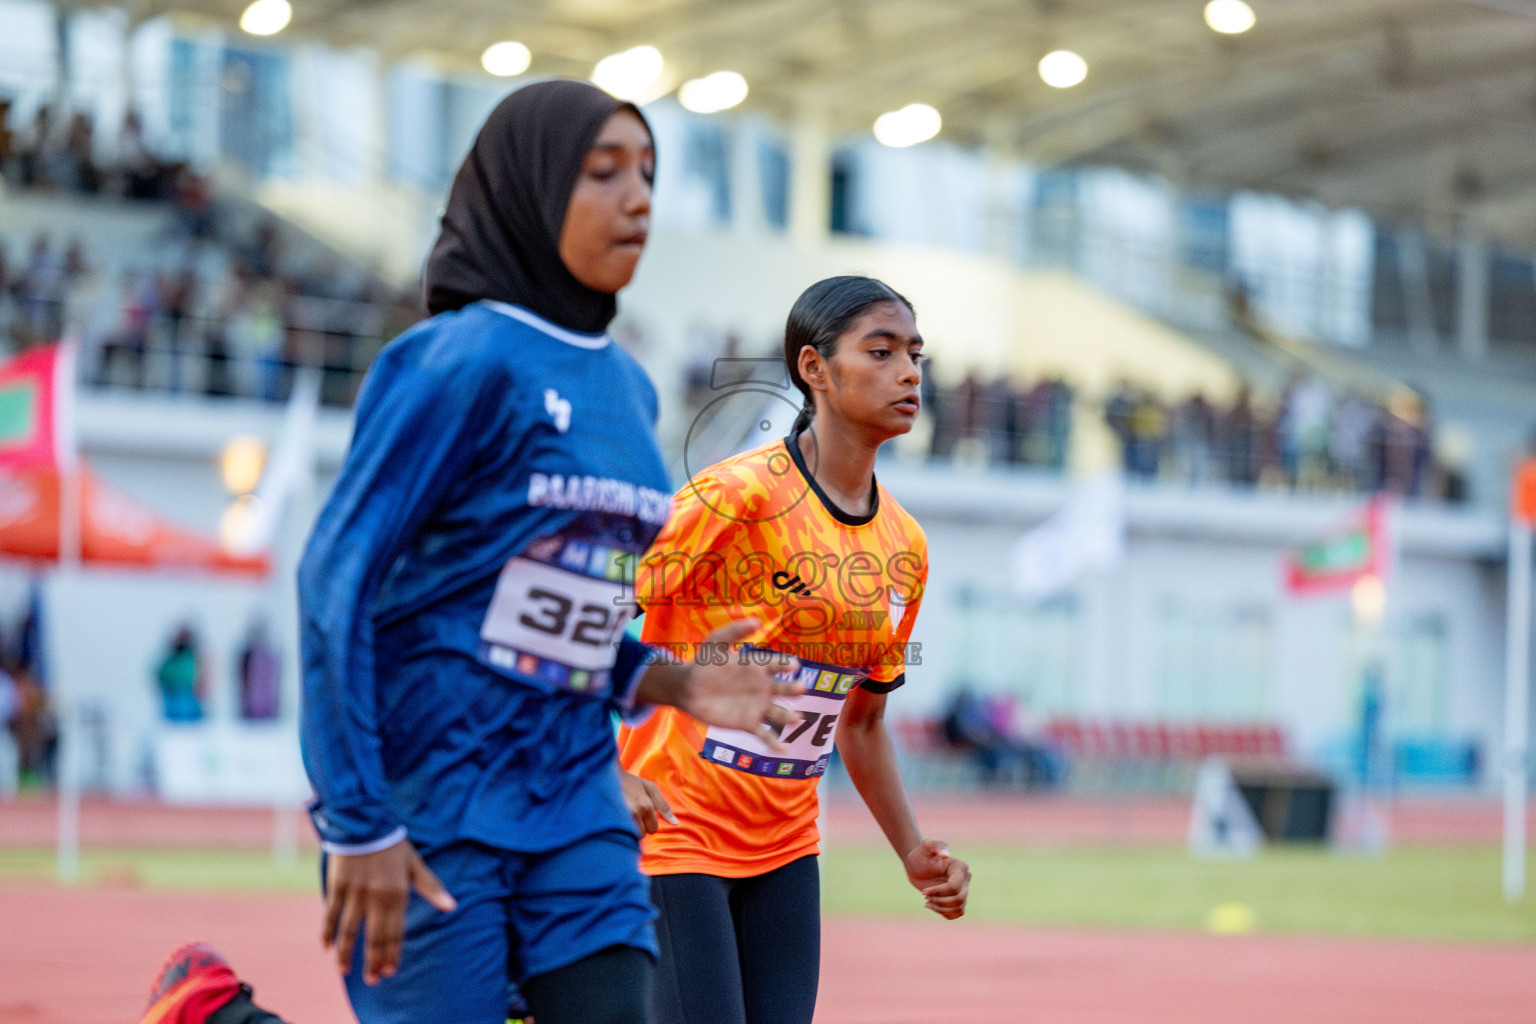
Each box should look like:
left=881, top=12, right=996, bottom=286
left=0, top=382, right=37, bottom=447
left=1294, top=531, right=1371, bottom=576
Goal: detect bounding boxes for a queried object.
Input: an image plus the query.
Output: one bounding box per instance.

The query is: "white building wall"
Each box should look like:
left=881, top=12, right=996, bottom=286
left=880, top=464, right=1509, bottom=788
left=20, top=392, right=1514, bottom=796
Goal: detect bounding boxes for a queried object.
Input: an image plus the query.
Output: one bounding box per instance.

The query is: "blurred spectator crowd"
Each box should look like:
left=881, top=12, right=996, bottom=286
left=675, top=318, right=1466, bottom=504
left=0, top=102, right=418, bottom=406
left=1, top=100, right=208, bottom=206
left=0, top=227, right=416, bottom=407
left=926, top=372, right=1467, bottom=502
left=0, top=99, right=1474, bottom=502
left=929, top=372, right=1074, bottom=471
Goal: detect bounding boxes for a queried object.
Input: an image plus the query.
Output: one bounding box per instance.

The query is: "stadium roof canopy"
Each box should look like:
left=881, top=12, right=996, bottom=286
left=124, top=0, right=1536, bottom=244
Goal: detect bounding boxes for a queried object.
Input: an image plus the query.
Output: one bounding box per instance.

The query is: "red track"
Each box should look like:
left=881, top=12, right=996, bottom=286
left=3, top=795, right=1534, bottom=1023
left=3, top=793, right=1528, bottom=850
left=2, top=885, right=1534, bottom=1024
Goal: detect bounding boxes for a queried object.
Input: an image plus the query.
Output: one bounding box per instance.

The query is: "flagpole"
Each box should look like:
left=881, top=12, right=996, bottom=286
left=56, top=465, right=81, bottom=881
left=1346, top=503, right=1391, bottom=855
left=1287, top=496, right=1393, bottom=852
left=1369, top=497, right=1401, bottom=853
left=263, top=370, right=318, bottom=861
left=1504, top=519, right=1532, bottom=903
left=1504, top=462, right=1536, bottom=903
left=54, top=343, right=81, bottom=883
left=214, top=370, right=321, bottom=859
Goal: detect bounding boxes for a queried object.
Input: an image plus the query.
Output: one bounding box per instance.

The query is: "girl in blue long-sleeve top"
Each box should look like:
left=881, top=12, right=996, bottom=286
left=136, top=80, right=800, bottom=1024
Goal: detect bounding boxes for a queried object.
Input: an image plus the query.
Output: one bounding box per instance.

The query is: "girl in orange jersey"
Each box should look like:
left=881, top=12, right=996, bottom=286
left=618, top=275, right=971, bottom=1024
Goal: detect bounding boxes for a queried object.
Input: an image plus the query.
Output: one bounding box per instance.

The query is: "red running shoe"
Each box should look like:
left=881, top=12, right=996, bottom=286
left=139, top=942, right=243, bottom=1024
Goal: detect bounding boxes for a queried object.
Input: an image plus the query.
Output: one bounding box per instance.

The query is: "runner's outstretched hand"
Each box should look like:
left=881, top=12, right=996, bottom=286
left=636, top=618, right=804, bottom=748
left=323, top=837, right=457, bottom=985
left=620, top=768, right=677, bottom=834
left=904, top=838, right=970, bottom=920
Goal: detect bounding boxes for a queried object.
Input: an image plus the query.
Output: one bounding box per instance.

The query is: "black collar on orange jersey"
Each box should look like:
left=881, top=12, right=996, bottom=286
left=784, top=428, right=879, bottom=527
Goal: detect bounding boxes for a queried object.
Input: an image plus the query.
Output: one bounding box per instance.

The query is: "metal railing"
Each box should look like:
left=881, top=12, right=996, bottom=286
left=2, top=291, right=409, bottom=407
left=913, top=385, right=1458, bottom=503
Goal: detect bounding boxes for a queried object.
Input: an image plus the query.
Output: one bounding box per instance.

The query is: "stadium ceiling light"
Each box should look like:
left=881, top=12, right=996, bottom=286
left=1204, top=0, right=1257, bottom=34
left=592, top=45, right=664, bottom=101
left=481, top=41, right=531, bottom=77
left=873, top=103, right=942, bottom=148
left=1038, top=49, right=1088, bottom=88
left=239, top=0, right=292, bottom=36
left=678, top=71, right=749, bottom=114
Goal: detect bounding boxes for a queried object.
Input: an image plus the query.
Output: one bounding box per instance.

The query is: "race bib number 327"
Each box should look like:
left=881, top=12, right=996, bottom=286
left=480, top=557, right=632, bottom=682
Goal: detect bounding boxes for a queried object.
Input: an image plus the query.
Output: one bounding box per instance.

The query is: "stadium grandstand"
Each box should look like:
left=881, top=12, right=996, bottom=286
left=3, top=1, right=1536, bottom=1021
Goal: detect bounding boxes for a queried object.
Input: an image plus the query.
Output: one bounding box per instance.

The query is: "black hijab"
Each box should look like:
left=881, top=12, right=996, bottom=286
left=422, top=79, right=652, bottom=334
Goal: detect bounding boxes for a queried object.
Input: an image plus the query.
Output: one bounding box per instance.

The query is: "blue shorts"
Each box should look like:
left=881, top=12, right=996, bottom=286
left=339, top=830, right=657, bottom=1024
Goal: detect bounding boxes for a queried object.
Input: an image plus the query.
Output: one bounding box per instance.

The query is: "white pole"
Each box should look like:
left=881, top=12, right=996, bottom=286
left=55, top=691, right=80, bottom=882
left=55, top=475, right=83, bottom=882
left=55, top=344, right=82, bottom=883
left=1374, top=498, right=1403, bottom=853
left=1504, top=521, right=1532, bottom=903
left=271, top=801, right=299, bottom=866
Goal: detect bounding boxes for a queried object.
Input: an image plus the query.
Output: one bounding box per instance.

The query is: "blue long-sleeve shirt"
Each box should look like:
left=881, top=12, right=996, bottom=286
left=299, top=301, right=671, bottom=854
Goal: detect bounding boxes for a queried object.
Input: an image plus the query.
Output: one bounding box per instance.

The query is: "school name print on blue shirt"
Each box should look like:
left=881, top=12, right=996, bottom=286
left=300, top=301, right=670, bottom=856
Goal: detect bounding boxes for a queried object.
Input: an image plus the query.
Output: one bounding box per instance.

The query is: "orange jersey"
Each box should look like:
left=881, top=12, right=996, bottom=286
left=618, top=434, right=927, bottom=877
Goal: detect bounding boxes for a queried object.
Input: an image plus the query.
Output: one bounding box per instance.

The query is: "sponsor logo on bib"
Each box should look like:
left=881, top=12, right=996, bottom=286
left=699, top=653, right=868, bottom=780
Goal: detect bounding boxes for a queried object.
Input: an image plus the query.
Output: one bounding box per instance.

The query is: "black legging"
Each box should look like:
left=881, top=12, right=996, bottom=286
left=209, top=945, right=652, bottom=1024
left=524, top=944, right=653, bottom=1024
left=650, top=856, right=820, bottom=1024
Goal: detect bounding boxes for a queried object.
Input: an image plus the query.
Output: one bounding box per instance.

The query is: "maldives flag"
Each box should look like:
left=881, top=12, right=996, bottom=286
left=0, top=344, right=265, bottom=575
left=0, top=344, right=75, bottom=472
left=1284, top=497, right=1389, bottom=596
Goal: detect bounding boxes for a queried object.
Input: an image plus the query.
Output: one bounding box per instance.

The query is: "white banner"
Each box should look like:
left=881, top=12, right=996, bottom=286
left=1009, top=475, right=1126, bottom=601
left=154, top=723, right=310, bottom=805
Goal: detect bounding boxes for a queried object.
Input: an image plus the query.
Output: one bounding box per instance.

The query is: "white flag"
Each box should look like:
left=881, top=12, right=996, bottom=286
left=1008, top=475, right=1125, bottom=601
left=226, top=370, right=320, bottom=556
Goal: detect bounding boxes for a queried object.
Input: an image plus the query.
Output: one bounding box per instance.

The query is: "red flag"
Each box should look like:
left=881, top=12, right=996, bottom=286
left=1283, top=497, right=1388, bottom=596
left=0, top=345, right=264, bottom=575
left=0, top=344, right=75, bottom=472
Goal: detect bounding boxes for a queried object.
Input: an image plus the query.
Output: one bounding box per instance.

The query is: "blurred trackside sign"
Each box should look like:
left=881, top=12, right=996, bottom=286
left=1514, top=461, right=1536, bottom=527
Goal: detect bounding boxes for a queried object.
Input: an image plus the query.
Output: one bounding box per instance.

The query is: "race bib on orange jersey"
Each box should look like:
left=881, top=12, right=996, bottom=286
left=699, top=657, right=864, bottom=780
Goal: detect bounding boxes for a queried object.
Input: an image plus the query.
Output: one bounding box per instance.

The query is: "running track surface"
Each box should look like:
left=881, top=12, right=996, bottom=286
left=3, top=793, right=1528, bottom=849
left=3, top=884, right=1535, bottom=1024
